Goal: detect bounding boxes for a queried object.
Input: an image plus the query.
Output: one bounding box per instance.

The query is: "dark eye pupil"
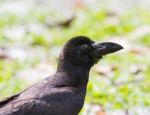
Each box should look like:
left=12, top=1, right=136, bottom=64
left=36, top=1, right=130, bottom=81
left=82, top=47, right=87, bottom=51
left=81, top=45, right=89, bottom=52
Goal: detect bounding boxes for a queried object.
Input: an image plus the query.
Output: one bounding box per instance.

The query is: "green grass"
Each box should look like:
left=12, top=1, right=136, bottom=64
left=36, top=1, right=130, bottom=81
left=0, top=4, right=150, bottom=113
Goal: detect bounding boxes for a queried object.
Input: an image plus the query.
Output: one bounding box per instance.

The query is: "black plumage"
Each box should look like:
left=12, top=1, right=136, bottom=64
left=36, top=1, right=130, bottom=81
left=0, top=36, right=123, bottom=115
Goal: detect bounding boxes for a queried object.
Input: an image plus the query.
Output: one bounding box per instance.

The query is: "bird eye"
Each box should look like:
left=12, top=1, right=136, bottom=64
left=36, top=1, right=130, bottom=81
left=82, top=47, right=88, bottom=51
left=81, top=45, right=89, bottom=52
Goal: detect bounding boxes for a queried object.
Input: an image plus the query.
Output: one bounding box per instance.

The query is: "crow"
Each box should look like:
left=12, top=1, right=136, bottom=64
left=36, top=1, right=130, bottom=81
left=0, top=36, right=123, bottom=115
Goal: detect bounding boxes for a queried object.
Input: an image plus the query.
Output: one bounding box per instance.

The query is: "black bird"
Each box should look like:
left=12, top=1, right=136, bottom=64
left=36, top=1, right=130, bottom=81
left=0, top=36, right=123, bottom=115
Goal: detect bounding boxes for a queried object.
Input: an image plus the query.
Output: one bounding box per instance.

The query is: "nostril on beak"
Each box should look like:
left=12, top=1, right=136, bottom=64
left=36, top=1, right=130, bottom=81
left=99, top=45, right=105, bottom=49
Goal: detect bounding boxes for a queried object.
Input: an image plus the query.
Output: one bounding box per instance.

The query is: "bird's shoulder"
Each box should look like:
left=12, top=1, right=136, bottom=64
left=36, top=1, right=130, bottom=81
left=0, top=73, right=85, bottom=115
left=0, top=98, right=53, bottom=115
left=0, top=93, right=20, bottom=109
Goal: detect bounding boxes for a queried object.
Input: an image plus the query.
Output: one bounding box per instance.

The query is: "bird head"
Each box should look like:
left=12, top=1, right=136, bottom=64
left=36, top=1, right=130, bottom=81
left=59, top=36, right=123, bottom=68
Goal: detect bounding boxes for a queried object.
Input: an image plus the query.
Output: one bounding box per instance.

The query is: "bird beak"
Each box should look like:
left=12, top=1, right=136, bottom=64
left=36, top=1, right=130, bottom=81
left=91, top=42, right=123, bottom=58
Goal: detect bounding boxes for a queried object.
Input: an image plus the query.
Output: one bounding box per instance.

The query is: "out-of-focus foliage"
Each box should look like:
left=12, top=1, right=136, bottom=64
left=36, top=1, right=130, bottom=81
left=0, top=0, right=150, bottom=114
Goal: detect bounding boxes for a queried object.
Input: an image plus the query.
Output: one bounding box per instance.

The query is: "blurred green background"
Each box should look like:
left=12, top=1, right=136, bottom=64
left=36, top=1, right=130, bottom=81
left=0, top=0, right=150, bottom=115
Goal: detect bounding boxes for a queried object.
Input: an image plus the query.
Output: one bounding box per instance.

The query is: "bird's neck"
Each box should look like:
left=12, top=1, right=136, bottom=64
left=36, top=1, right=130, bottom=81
left=56, top=60, right=91, bottom=86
